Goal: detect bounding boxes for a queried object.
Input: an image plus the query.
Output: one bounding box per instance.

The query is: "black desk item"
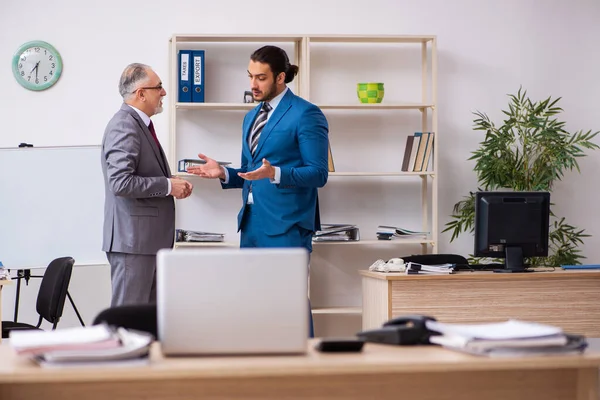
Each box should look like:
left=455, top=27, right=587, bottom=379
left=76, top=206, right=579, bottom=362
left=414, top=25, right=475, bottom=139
left=357, top=315, right=437, bottom=345
left=93, top=304, right=158, bottom=340
left=315, top=338, right=365, bottom=353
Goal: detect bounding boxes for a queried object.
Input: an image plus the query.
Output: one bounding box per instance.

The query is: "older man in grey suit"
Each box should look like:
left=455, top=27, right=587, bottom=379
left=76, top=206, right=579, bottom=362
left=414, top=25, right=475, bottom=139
left=101, top=63, right=192, bottom=306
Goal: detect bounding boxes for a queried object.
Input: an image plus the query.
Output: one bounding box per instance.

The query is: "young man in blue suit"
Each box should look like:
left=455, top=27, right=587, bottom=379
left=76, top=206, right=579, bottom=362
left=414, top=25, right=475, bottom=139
left=188, top=46, right=329, bottom=335
left=188, top=45, right=329, bottom=252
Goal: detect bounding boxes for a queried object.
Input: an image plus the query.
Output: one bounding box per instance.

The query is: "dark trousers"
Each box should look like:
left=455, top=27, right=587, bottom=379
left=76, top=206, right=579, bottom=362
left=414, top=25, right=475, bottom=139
left=240, top=204, right=315, bottom=337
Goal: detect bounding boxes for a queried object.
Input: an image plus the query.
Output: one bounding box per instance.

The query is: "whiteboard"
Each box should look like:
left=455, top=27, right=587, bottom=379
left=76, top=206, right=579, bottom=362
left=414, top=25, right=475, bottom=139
left=0, top=146, right=107, bottom=267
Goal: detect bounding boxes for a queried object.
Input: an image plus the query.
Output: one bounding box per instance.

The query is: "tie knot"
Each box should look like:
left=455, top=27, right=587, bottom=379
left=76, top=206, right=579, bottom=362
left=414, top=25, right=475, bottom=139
left=261, top=102, right=272, bottom=113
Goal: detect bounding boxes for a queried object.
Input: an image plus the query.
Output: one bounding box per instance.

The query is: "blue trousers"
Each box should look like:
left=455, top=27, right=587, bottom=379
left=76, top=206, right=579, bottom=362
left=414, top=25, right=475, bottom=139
left=240, top=204, right=315, bottom=337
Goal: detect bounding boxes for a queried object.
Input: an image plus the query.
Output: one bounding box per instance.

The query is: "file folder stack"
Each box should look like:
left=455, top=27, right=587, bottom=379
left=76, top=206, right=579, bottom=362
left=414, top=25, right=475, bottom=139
left=10, top=324, right=153, bottom=367
left=176, top=229, right=224, bottom=243
left=426, top=319, right=588, bottom=357
left=376, top=225, right=429, bottom=240
left=313, top=224, right=360, bottom=242
left=405, top=262, right=454, bottom=275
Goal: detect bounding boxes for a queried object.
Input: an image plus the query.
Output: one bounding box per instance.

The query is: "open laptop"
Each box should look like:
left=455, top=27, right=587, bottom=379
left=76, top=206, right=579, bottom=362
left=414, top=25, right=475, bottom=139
left=156, top=247, right=309, bottom=356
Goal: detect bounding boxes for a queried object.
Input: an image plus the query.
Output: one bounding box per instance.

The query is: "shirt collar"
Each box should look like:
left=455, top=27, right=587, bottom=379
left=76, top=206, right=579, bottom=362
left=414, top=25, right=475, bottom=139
left=264, top=86, right=288, bottom=113
left=127, top=104, right=151, bottom=126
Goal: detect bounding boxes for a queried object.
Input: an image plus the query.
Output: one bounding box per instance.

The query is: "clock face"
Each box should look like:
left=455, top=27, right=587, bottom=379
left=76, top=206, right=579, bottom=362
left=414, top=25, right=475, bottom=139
left=12, top=41, right=63, bottom=91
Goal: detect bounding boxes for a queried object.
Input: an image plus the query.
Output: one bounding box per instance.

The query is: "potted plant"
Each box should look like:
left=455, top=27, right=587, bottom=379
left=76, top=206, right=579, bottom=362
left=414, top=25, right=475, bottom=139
left=444, top=88, right=599, bottom=267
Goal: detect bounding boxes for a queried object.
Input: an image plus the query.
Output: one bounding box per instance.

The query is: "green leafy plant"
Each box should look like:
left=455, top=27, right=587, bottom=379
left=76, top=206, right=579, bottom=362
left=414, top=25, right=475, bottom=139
left=444, top=88, right=599, bottom=267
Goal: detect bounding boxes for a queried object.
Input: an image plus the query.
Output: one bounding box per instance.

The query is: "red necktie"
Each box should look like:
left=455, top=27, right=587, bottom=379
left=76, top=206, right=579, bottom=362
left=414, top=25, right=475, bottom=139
left=148, top=121, right=161, bottom=149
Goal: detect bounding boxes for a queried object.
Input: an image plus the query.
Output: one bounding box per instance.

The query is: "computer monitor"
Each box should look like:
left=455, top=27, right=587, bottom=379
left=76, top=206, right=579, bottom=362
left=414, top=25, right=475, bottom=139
left=474, top=191, right=550, bottom=273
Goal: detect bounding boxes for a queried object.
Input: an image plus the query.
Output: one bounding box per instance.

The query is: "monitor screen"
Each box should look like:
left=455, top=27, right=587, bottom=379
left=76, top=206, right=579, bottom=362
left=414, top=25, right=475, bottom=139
left=474, top=191, right=550, bottom=272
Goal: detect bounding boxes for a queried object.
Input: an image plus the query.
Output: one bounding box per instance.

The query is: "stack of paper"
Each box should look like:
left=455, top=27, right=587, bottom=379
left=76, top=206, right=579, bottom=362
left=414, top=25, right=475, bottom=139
left=10, top=324, right=153, bottom=367
left=376, top=225, right=429, bottom=240
left=426, top=319, right=587, bottom=357
left=405, top=262, right=454, bottom=275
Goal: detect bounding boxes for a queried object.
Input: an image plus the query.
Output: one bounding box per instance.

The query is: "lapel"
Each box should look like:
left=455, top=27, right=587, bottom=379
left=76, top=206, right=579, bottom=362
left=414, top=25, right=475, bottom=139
left=122, top=104, right=169, bottom=176
left=252, top=90, right=293, bottom=159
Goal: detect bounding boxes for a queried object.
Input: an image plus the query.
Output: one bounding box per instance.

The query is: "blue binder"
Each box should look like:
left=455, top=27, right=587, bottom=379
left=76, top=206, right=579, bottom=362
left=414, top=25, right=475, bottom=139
left=178, top=50, right=192, bottom=102
left=191, top=50, right=205, bottom=103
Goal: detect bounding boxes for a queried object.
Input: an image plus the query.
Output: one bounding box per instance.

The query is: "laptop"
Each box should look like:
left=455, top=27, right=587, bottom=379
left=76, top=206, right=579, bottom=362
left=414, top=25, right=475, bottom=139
left=156, top=247, right=309, bottom=356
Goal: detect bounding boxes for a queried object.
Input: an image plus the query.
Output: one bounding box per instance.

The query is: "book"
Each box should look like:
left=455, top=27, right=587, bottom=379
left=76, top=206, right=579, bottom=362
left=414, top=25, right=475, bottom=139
left=401, top=135, right=415, bottom=172
left=422, top=132, right=434, bottom=171
left=413, top=132, right=431, bottom=172
left=408, top=132, right=421, bottom=171
left=327, top=142, right=335, bottom=172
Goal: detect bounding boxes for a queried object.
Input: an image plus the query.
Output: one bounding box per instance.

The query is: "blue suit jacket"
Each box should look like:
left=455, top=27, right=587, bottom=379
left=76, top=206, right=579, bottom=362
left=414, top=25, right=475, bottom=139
left=222, top=89, right=329, bottom=236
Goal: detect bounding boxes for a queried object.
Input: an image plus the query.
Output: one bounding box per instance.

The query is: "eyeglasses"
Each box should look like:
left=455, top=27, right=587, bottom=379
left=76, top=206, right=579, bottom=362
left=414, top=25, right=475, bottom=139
left=131, top=84, right=163, bottom=93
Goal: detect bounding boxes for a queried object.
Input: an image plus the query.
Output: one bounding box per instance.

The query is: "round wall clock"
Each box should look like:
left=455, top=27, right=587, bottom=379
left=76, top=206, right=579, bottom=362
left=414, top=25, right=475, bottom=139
left=12, top=40, right=63, bottom=91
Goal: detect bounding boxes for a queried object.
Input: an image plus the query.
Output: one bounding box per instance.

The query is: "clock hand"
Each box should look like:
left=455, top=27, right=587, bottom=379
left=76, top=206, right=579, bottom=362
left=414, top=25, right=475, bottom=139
left=29, top=61, right=40, bottom=74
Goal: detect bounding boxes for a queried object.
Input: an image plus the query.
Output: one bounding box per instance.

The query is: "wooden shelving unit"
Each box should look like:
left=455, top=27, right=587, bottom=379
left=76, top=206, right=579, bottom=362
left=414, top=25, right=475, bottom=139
left=168, top=34, right=437, bottom=329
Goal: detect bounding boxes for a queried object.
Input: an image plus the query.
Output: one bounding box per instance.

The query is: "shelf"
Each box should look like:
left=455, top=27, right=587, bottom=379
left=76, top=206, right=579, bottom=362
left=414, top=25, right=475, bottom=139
left=174, top=242, right=237, bottom=248
left=312, top=307, right=362, bottom=315
left=319, top=103, right=433, bottom=110
left=174, top=102, right=433, bottom=111
left=175, top=102, right=255, bottom=110
left=314, top=239, right=435, bottom=246
left=171, top=34, right=434, bottom=44
left=309, top=35, right=435, bottom=44
left=172, top=34, right=303, bottom=43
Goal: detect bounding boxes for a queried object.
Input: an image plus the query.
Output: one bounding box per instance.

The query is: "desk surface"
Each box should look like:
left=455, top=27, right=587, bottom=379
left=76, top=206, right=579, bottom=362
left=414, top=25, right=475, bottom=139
left=0, top=340, right=599, bottom=384
left=360, top=268, right=600, bottom=281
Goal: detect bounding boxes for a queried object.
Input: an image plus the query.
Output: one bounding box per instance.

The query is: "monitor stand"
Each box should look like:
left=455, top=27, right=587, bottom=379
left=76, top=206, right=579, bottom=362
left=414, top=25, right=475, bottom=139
left=493, top=247, right=533, bottom=273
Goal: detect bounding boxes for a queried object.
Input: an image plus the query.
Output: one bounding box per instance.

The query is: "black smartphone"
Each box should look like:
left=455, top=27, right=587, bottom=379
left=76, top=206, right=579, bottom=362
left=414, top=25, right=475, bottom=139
left=314, top=338, right=365, bottom=353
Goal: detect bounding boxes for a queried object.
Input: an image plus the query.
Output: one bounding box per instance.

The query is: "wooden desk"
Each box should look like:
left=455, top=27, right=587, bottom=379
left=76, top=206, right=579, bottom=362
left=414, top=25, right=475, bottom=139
left=0, top=280, right=13, bottom=342
left=361, top=269, right=600, bottom=335
left=0, top=340, right=599, bottom=400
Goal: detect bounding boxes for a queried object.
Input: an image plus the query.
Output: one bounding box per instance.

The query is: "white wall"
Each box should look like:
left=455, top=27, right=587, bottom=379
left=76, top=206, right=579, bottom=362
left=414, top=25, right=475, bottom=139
left=2, top=0, right=599, bottom=333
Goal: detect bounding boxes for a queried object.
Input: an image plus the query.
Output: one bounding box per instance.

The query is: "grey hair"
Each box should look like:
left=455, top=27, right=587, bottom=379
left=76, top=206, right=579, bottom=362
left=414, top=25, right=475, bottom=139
left=119, top=63, right=151, bottom=99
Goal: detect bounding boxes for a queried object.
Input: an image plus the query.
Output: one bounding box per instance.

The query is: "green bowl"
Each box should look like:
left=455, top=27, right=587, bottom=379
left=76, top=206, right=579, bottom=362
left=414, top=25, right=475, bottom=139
left=357, top=82, right=384, bottom=103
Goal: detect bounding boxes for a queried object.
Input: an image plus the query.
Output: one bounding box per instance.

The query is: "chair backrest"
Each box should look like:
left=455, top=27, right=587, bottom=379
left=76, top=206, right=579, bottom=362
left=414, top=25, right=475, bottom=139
left=36, top=256, right=74, bottom=324
left=93, top=304, right=158, bottom=339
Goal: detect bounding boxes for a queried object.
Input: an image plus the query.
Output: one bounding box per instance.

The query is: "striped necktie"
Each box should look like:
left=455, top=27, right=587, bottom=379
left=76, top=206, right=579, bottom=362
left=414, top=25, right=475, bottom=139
left=249, top=102, right=272, bottom=155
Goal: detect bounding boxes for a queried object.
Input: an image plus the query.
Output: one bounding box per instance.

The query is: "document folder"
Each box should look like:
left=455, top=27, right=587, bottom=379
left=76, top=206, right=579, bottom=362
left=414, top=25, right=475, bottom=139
left=191, top=50, right=205, bottom=103
left=178, top=50, right=192, bottom=102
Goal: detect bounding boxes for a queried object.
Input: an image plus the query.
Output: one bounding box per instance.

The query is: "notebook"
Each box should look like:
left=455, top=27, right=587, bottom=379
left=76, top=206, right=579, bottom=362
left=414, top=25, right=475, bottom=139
left=156, top=247, right=309, bottom=356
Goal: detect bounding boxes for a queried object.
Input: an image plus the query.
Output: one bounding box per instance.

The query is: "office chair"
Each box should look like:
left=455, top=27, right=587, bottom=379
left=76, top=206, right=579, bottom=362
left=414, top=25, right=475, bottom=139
left=93, top=304, right=158, bottom=340
left=2, top=256, right=75, bottom=339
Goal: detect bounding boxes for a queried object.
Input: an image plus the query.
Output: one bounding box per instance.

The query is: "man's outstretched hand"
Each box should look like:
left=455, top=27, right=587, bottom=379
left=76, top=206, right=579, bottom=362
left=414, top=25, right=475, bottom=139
left=238, top=158, right=275, bottom=181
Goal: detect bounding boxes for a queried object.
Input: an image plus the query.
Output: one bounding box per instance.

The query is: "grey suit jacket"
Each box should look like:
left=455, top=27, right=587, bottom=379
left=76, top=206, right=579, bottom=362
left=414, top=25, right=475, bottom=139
left=101, top=104, right=175, bottom=255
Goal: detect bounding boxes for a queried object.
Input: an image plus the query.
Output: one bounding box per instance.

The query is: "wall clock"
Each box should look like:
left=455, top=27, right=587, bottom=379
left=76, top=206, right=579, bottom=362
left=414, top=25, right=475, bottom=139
left=12, top=40, right=63, bottom=91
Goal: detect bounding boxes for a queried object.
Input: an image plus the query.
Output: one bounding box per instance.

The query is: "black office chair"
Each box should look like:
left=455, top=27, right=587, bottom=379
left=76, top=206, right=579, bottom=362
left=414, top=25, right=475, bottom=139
left=93, top=304, right=158, bottom=340
left=2, top=256, right=75, bottom=339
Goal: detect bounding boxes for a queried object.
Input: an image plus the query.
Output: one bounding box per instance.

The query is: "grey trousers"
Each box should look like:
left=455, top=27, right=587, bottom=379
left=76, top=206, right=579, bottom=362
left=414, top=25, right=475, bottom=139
left=106, top=252, right=156, bottom=307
